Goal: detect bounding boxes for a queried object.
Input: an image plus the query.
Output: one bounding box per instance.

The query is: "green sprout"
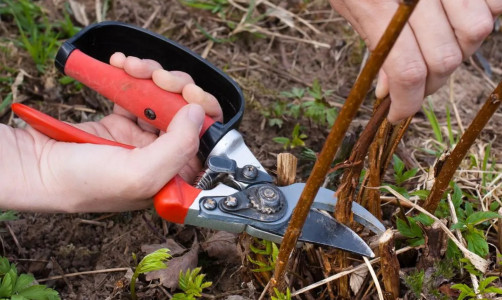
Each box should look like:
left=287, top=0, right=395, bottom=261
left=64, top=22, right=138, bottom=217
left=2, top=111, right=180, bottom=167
left=130, top=248, right=171, bottom=300
left=172, top=268, right=212, bottom=300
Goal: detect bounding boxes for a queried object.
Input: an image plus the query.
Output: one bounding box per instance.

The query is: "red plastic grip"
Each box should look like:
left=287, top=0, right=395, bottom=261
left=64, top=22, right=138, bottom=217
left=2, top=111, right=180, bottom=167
left=11, top=103, right=201, bottom=223
left=64, top=49, right=215, bottom=136
left=153, top=175, right=202, bottom=223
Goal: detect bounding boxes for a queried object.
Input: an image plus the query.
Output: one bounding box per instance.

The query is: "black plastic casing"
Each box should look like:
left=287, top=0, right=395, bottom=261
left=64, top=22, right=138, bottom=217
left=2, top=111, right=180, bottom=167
left=55, top=21, right=245, bottom=161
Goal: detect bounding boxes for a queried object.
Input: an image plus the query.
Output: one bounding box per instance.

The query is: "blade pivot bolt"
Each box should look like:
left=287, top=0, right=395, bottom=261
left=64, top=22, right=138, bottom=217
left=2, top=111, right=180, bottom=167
left=224, top=196, right=238, bottom=208
left=252, top=185, right=282, bottom=214
left=242, top=165, right=258, bottom=179
left=202, top=198, right=217, bottom=210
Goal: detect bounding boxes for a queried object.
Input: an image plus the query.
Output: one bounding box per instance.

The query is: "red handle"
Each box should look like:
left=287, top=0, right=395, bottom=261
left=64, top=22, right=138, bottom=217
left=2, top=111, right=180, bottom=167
left=65, top=49, right=215, bottom=136
left=11, top=103, right=201, bottom=223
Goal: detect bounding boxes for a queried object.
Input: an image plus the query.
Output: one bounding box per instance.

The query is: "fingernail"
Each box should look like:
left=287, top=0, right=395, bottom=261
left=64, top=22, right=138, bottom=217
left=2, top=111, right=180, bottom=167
left=188, top=104, right=205, bottom=129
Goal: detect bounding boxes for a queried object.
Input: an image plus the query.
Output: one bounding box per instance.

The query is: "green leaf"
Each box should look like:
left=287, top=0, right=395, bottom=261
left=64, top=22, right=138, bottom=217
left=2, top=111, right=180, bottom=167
left=451, top=183, right=463, bottom=208
left=177, top=267, right=212, bottom=298
left=0, top=257, right=12, bottom=275
left=17, top=284, right=60, bottom=299
left=326, top=108, right=337, bottom=126
left=396, top=217, right=422, bottom=239
left=392, top=154, right=405, bottom=176
left=268, top=118, right=283, bottom=128
left=0, top=272, right=13, bottom=297
left=401, top=168, right=418, bottom=182
left=423, top=97, right=444, bottom=145
left=460, top=258, right=483, bottom=277
left=464, top=230, right=488, bottom=257
left=465, top=211, right=501, bottom=225
left=0, top=211, right=17, bottom=222
left=451, top=283, right=474, bottom=295
left=451, top=222, right=466, bottom=230
left=13, top=274, right=35, bottom=293
left=483, top=286, right=502, bottom=294
left=273, top=137, right=290, bottom=146
left=414, top=213, right=434, bottom=226
left=478, top=276, right=498, bottom=291
left=407, top=237, right=425, bottom=246
left=135, top=250, right=170, bottom=274
left=410, top=190, right=430, bottom=200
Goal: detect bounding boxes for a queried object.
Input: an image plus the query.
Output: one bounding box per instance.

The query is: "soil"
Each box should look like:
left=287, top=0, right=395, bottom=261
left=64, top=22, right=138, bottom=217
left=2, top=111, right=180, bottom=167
left=1, top=0, right=502, bottom=299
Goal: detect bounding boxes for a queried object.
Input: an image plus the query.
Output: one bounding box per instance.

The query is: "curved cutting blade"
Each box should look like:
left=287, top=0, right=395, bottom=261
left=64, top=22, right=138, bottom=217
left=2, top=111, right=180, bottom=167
left=250, top=209, right=374, bottom=257
left=278, top=184, right=385, bottom=234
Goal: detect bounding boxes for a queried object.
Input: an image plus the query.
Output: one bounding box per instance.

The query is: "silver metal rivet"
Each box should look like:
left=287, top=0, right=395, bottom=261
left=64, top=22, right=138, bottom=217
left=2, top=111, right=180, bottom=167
left=242, top=165, right=258, bottom=179
left=224, top=196, right=238, bottom=208
left=203, top=198, right=216, bottom=210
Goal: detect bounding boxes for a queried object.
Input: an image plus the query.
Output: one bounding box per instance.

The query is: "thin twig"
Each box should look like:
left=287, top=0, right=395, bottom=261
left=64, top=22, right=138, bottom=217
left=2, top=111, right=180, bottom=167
left=5, top=223, right=22, bottom=254
left=261, top=0, right=321, bottom=34
left=38, top=267, right=130, bottom=282
left=50, top=257, right=74, bottom=294
left=291, top=245, right=421, bottom=297
left=234, top=24, right=330, bottom=48
left=363, top=256, right=384, bottom=300
left=271, top=0, right=420, bottom=292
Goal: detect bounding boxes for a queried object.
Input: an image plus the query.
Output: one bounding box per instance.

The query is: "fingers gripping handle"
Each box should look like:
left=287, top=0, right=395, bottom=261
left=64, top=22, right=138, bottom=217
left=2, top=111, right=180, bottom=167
left=11, top=103, right=201, bottom=223
left=65, top=50, right=215, bottom=136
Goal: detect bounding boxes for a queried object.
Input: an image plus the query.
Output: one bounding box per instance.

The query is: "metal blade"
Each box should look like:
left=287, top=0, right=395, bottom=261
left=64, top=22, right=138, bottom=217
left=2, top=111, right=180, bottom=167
left=278, top=184, right=386, bottom=234
left=249, top=209, right=374, bottom=257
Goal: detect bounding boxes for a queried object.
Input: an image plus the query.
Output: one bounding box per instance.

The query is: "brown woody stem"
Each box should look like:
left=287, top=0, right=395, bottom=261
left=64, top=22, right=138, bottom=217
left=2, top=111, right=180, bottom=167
left=334, top=97, right=389, bottom=298
left=379, top=229, right=400, bottom=299
left=270, top=0, right=420, bottom=292
left=335, top=97, right=390, bottom=224
left=423, top=81, right=502, bottom=213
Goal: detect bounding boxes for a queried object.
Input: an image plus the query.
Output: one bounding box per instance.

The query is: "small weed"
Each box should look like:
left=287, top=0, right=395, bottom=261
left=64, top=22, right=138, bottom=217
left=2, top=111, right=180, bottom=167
left=0, top=93, right=13, bottom=116
left=1, top=0, right=60, bottom=72
left=0, top=256, right=60, bottom=299
left=423, top=97, right=445, bottom=154
left=404, top=269, right=425, bottom=299
left=0, top=210, right=17, bottom=222
left=180, top=0, right=229, bottom=14
left=448, top=183, right=502, bottom=257
left=271, top=288, right=291, bottom=300
left=279, top=79, right=337, bottom=126
left=262, top=80, right=337, bottom=130
left=172, top=267, right=212, bottom=300
left=392, top=154, right=418, bottom=185
left=1, top=0, right=78, bottom=73
left=247, top=238, right=279, bottom=273
left=302, top=79, right=337, bottom=126
left=130, top=248, right=171, bottom=300
left=396, top=213, right=433, bottom=246
left=452, top=276, right=502, bottom=300
left=273, top=123, right=307, bottom=150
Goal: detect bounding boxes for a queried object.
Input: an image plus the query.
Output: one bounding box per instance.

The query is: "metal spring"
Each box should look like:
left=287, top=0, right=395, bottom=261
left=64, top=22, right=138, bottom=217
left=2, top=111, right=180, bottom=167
left=194, top=168, right=225, bottom=190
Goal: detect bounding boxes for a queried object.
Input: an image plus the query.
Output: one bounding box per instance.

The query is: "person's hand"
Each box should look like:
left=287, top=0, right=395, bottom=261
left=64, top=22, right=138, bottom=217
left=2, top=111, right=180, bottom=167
left=0, top=53, right=222, bottom=213
left=329, top=0, right=501, bottom=122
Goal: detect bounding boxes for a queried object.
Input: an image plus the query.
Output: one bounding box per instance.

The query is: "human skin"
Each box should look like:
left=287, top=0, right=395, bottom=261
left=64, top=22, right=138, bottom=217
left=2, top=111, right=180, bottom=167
left=329, top=0, right=502, bottom=122
left=0, top=53, right=222, bottom=213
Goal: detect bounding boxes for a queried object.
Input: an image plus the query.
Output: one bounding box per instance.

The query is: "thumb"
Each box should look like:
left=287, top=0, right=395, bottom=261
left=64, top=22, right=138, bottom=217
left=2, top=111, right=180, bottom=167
left=375, top=69, right=389, bottom=99
left=129, top=104, right=205, bottom=192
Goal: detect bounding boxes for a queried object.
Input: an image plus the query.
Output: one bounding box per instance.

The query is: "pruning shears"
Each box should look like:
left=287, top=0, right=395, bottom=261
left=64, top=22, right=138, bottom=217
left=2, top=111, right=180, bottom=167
left=12, top=22, right=384, bottom=257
